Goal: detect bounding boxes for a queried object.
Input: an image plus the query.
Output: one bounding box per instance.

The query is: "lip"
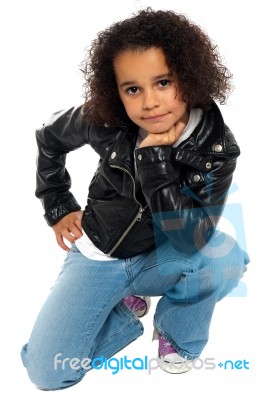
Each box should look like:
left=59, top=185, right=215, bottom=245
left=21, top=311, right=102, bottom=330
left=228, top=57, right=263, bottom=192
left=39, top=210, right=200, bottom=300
left=142, top=113, right=168, bottom=121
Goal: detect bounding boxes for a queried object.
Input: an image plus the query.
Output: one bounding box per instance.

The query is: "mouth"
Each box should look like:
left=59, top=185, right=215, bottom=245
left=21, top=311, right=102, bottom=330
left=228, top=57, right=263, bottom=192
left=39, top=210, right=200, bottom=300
left=142, top=113, right=168, bottom=121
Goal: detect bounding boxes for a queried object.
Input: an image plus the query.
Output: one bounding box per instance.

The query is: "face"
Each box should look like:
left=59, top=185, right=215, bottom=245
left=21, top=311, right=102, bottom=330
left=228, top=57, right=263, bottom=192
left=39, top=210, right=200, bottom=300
left=113, top=47, right=189, bottom=134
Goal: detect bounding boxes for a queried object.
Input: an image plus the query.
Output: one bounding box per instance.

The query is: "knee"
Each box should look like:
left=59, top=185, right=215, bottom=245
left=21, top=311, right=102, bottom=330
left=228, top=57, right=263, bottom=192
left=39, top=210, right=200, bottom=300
left=21, top=343, right=84, bottom=391
left=199, top=232, right=249, bottom=298
left=180, top=234, right=249, bottom=301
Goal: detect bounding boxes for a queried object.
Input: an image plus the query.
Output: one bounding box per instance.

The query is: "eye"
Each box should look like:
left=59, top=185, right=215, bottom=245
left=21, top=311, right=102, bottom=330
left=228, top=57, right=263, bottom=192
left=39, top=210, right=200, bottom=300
left=158, top=79, right=171, bottom=88
left=126, top=86, right=139, bottom=95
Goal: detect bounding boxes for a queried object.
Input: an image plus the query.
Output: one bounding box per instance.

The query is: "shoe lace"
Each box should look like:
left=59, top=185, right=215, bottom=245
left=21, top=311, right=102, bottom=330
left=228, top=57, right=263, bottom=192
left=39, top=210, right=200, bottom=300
left=161, top=336, right=171, bottom=347
left=125, top=296, right=145, bottom=311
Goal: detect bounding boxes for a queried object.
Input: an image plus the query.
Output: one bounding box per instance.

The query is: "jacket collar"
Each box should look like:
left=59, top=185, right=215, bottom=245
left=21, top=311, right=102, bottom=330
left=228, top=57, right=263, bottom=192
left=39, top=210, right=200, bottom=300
left=108, top=129, right=137, bottom=174
left=190, top=101, right=227, bottom=155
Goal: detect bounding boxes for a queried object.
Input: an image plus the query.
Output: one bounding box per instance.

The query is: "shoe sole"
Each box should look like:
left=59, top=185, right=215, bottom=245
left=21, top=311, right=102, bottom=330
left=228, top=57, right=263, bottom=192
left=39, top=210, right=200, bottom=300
left=135, top=296, right=151, bottom=317
left=160, top=360, right=192, bottom=374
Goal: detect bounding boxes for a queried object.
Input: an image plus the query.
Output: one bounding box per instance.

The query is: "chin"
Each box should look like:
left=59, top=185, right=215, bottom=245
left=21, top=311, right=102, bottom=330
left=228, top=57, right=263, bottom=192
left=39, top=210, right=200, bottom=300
left=149, top=127, right=171, bottom=134
left=139, top=124, right=166, bottom=133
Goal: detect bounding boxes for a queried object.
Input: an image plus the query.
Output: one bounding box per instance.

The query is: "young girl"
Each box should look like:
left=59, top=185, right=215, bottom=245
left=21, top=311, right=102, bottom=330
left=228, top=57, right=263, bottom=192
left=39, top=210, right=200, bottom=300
left=21, top=8, right=249, bottom=389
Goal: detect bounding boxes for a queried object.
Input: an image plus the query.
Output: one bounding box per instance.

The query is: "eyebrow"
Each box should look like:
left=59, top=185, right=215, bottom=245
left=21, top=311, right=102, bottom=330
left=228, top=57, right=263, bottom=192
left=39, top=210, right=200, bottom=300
left=119, top=73, right=170, bottom=88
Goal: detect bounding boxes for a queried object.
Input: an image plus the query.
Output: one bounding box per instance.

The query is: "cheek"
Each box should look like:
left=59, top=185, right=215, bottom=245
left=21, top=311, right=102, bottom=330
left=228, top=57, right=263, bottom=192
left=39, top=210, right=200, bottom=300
left=172, top=98, right=187, bottom=113
left=122, top=102, right=138, bottom=118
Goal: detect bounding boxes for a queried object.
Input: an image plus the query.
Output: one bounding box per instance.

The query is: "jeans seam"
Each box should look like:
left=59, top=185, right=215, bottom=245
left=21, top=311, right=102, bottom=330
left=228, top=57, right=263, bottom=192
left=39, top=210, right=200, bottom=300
left=78, top=284, right=136, bottom=361
left=142, top=258, right=196, bottom=273
left=98, top=302, right=142, bottom=348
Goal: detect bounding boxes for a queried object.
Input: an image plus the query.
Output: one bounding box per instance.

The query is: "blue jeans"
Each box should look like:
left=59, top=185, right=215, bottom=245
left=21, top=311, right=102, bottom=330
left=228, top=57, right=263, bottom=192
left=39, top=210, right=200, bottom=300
left=21, top=232, right=249, bottom=389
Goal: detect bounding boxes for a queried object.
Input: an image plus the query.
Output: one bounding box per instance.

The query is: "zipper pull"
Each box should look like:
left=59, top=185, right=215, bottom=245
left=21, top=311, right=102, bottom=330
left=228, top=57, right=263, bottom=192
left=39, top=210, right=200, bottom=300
left=137, top=207, right=144, bottom=221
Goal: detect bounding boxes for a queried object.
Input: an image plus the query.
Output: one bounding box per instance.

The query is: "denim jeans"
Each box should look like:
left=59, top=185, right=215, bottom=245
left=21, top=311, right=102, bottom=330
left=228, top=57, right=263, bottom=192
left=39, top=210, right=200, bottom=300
left=21, top=231, right=249, bottom=390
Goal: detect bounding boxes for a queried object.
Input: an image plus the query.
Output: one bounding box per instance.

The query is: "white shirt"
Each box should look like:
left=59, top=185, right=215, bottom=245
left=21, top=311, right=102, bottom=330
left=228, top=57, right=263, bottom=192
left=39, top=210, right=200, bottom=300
left=75, top=108, right=203, bottom=260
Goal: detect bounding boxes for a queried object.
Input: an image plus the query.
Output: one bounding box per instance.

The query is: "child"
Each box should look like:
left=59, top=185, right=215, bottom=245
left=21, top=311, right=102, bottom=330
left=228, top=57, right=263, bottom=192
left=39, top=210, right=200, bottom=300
left=21, top=8, right=249, bottom=389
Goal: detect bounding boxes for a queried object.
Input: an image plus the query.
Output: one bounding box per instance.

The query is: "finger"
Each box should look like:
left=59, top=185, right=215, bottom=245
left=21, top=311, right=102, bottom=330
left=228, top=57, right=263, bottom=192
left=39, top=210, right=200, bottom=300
left=55, top=233, right=70, bottom=251
left=61, top=229, right=77, bottom=243
left=74, top=217, right=83, bottom=232
left=70, top=224, right=83, bottom=239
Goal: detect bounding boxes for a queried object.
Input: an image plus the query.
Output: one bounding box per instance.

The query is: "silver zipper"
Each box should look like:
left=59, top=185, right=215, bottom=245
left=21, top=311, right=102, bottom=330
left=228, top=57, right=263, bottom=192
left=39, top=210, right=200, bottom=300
left=107, top=206, right=144, bottom=256
left=107, top=164, right=145, bottom=256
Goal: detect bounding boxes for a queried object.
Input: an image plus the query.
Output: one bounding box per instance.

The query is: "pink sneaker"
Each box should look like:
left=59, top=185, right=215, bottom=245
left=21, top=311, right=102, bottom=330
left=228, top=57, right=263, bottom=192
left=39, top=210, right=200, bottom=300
left=123, top=296, right=151, bottom=317
left=156, top=332, right=193, bottom=374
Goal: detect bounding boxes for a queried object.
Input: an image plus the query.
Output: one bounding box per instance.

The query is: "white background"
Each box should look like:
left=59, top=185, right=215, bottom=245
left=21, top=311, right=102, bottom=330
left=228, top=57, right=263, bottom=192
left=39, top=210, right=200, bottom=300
left=0, top=0, right=265, bottom=398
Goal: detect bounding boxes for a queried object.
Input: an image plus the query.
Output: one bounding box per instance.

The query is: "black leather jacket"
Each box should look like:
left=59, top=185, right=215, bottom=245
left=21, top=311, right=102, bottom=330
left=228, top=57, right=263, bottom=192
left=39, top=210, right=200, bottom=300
left=36, top=102, right=240, bottom=258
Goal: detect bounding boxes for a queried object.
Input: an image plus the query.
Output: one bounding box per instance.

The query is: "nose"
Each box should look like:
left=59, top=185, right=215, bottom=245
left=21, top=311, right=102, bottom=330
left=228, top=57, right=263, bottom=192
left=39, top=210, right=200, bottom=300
left=142, top=89, right=160, bottom=110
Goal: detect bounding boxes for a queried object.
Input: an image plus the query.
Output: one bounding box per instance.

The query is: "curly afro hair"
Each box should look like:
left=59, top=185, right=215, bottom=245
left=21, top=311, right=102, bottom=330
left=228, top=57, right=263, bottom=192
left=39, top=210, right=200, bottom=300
left=81, top=8, right=233, bottom=128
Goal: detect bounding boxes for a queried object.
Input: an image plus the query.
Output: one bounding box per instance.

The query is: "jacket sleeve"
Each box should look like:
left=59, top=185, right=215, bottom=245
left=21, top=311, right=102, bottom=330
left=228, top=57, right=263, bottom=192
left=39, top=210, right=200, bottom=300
left=35, top=105, right=90, bottom=226
left=134, top=144, right=239, bottom=254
